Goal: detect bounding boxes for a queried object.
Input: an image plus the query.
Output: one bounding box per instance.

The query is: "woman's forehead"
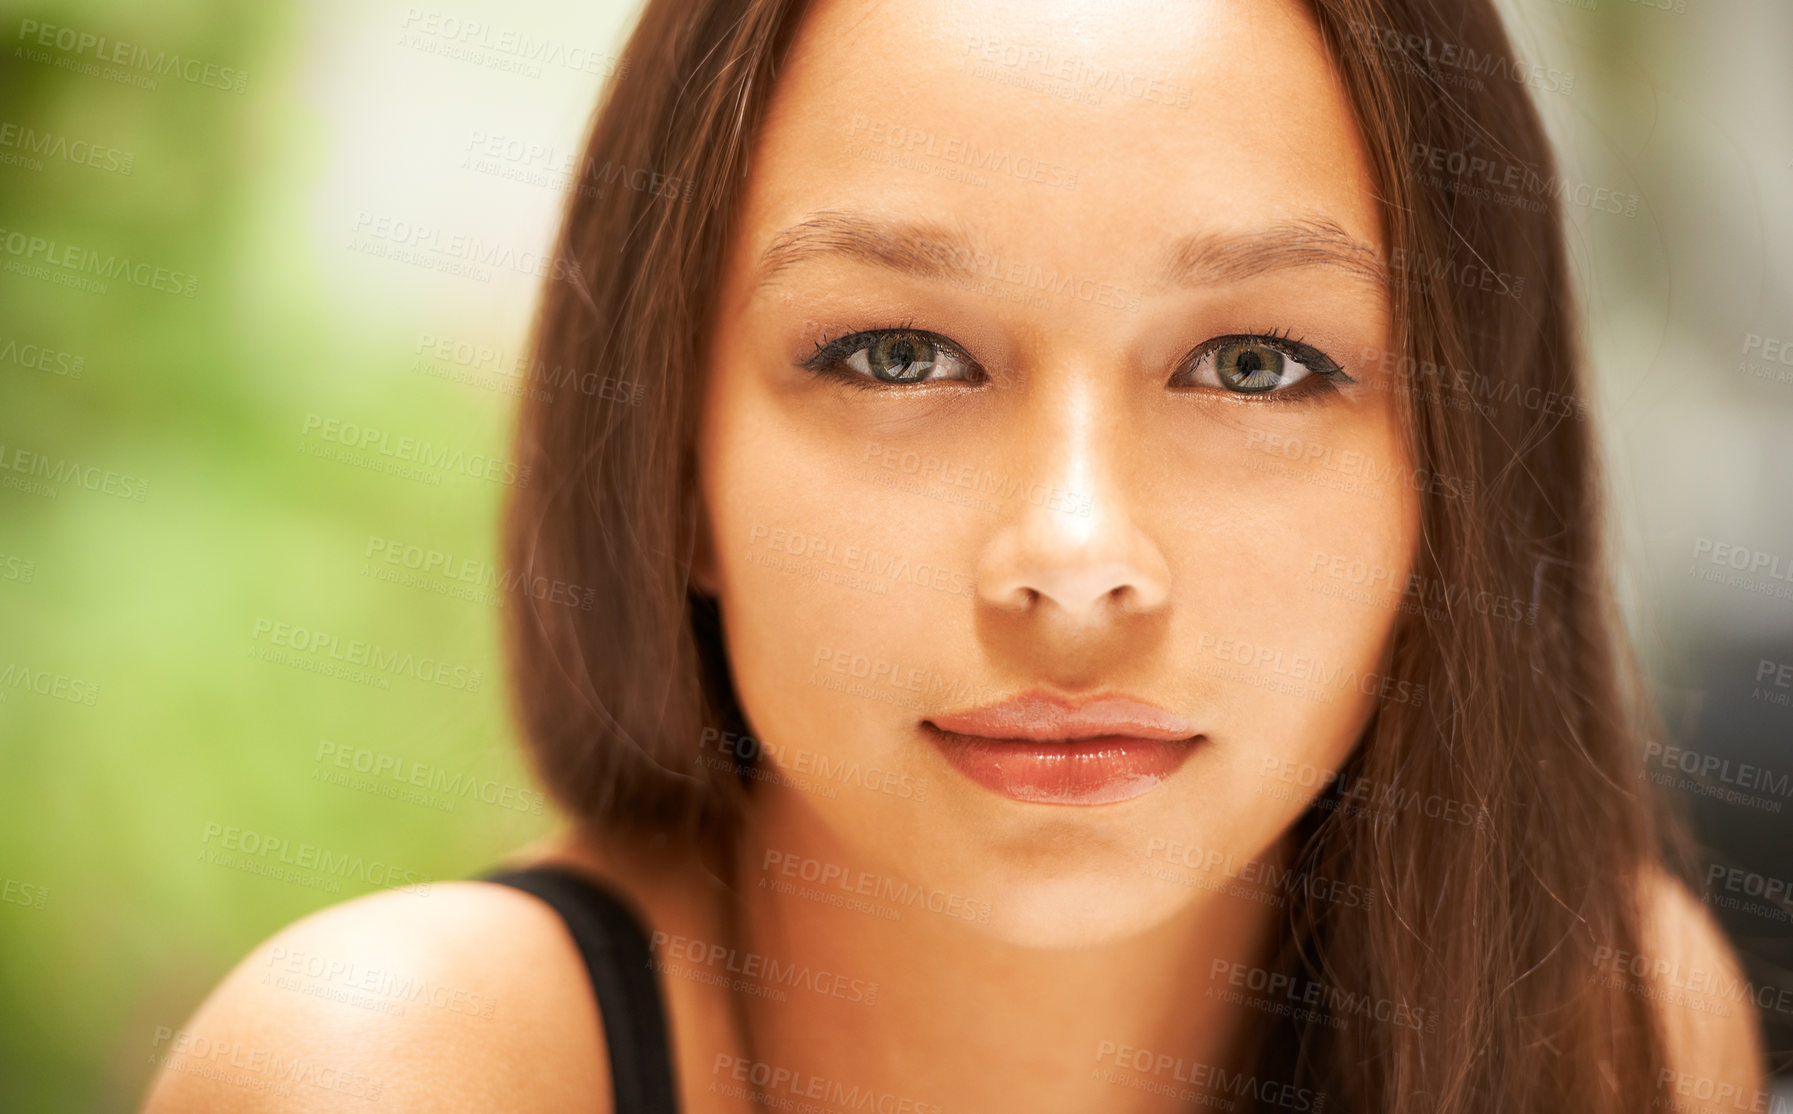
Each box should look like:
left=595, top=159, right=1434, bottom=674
left=741, top=0, right=1384, bottom=276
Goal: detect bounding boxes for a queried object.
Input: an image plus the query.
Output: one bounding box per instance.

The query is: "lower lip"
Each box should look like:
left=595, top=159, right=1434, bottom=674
left=923, top=725, right=1201, bottom=806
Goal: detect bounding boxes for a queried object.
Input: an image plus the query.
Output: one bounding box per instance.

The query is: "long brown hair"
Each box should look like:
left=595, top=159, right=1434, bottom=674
left=500, top=0, right=1688, bottom=1108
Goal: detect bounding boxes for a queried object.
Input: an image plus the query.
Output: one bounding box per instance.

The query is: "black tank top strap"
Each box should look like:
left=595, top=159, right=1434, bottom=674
left=479, top=865, right=681, bottom=1114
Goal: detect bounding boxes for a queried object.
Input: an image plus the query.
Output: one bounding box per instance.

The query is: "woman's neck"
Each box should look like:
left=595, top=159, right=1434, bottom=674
left=727, top=786, right=1292, bottom=1114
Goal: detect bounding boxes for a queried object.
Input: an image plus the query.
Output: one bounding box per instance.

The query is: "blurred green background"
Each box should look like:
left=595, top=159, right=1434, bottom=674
left=1, top=0, right=1789, bottom=1109
left=0, top=0, right=643, bottom=1108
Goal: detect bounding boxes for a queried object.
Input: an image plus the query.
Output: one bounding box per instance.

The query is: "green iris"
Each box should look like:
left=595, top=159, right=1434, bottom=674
left=1215, top=342, right=1286, bottom=393
left=865, top=333, right=937, bottom=383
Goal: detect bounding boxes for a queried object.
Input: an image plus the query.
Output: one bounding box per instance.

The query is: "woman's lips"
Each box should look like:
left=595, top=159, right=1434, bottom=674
left=922, top=693, right=1202, bottom=806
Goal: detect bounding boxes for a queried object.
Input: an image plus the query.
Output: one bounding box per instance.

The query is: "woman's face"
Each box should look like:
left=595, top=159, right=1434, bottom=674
left=697, top=0, right=1419, bottom=947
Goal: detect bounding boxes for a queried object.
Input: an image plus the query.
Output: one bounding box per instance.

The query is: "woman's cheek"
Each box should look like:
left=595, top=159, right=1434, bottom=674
left=1166, top=415, right=1419, bottom=765
left=714, top=455, right=970, bottom=758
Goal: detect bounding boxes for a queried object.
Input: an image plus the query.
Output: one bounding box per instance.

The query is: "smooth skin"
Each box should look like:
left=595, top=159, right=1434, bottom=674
left=142, top=0, right=1765, bottom=1110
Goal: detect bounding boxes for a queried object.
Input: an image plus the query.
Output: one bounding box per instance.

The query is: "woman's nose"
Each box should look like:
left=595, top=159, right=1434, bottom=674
left=972, top=388, right=1171, bottom=625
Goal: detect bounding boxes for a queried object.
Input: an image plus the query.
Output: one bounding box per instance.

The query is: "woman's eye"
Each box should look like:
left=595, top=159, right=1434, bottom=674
left=1170, top=334, right=1348, bottom=397
left=804, top=328, right=982, bottom=387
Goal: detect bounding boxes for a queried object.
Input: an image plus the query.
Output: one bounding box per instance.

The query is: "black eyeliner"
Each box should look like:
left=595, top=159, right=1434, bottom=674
left=798, top=323, right=984, bottom=387
left=802, top=317, right=919, bottom=370
left=1185, top=330, right=1354, bottom=382
left=797, top=323, right=1351, bottom=400
left=1165, top=330, right=1355, bottom=405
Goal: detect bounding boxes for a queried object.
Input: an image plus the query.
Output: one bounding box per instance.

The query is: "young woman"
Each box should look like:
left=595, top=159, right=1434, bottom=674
left=143, top=0, right=1767, bottom=1111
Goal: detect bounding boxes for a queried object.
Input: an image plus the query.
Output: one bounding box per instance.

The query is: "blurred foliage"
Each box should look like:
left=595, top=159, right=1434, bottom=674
left=0, top=2, right=552, bottom=1110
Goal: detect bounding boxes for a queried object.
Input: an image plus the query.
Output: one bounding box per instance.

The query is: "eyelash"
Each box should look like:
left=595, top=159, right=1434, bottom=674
left=1171, top=327, right=1355, bottom=404
left=799, top=322, right=1353, bottom=401
left=801, top=319, right=974, bottom=392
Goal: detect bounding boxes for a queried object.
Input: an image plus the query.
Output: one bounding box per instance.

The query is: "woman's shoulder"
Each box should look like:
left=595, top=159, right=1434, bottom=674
left=139, top=825, right=736, bottom=1113
left=1635, top=861, right=1768, bottom=1100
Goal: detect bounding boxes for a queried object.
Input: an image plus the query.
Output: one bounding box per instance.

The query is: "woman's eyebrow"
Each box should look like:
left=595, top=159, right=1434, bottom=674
left=1155, top=218, right=1388, bottom=289
left=751, top=210, right=1387, bottom=296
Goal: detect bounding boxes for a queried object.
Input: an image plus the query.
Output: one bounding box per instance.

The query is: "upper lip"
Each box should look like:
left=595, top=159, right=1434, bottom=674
left=924, top=690, right=1199, bottom=742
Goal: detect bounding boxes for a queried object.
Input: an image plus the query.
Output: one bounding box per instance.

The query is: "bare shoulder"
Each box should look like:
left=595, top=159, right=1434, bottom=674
left=139, top=878, right=610, bottom=1113
left=139, top=826, right=737, bottom=1114
left=1636, top=862, right=1768, bottom=1101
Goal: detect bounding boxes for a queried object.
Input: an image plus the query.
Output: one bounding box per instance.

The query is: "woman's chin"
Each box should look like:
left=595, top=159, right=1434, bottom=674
left=966, top=871, right=1204, bottom=951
